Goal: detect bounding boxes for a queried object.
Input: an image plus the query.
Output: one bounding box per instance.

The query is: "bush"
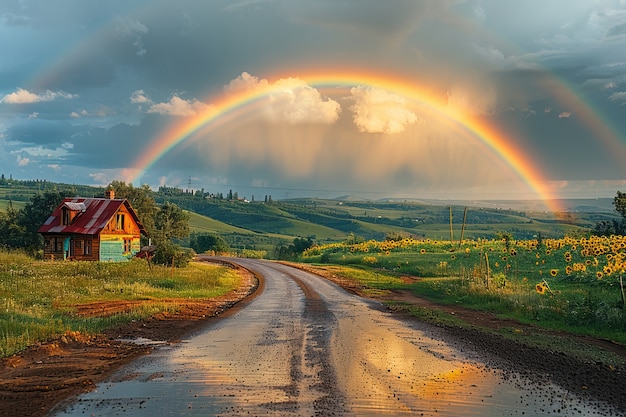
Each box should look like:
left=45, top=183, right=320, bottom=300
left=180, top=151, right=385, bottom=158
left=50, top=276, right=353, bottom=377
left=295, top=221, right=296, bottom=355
left=152, top=241, right=194, bottom=267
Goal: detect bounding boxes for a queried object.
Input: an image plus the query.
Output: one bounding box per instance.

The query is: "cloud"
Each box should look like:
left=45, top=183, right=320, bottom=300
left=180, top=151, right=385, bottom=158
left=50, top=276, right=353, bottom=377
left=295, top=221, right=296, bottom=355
left=70, top=110, right=89, bottom=118
left=130, top=89, right=152, bottom=104
left=225, top=72, right=341, bottom=124
left=609, top=91, right=626, bottom=104
left=147, top=95, right=210, bottom=116
left=1, top=88, right=77, bottom=104
left=114, top=16, right=148, bottom=57
left=17, top=156, right=30, bottom=166
left=70, top=109, right=108, bottom=118
left=28, top=112, right=39, bottom=119
left=349, top=86, right=417, bottom=133
left=558, top=111, right=572, bottom=118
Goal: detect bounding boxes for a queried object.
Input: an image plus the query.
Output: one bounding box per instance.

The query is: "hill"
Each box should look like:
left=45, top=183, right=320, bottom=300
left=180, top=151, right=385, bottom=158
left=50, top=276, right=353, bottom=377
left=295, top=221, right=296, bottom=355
left=0, top=178, right=620, bottom=250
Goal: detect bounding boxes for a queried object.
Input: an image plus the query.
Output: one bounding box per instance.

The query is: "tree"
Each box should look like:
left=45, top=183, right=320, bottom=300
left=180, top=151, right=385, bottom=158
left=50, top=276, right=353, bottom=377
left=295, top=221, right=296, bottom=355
left=154, top=202, right=190, bottom=241
left=614, top=191, right=626, bottom=219
left=189, top=232, right=230, bottom=254
left=292, top=236, right=314, bottom=253
left=18, top=189, right=73, bottom=252
left=108, top=181, right=158, bottom=236
left=0, top=201, right=25, bottom=249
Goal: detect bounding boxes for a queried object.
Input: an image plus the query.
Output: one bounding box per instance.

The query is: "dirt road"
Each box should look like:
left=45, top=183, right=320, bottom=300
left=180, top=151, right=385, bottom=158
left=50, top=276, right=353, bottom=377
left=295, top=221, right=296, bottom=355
left=49, top=259, right=622, bottom=416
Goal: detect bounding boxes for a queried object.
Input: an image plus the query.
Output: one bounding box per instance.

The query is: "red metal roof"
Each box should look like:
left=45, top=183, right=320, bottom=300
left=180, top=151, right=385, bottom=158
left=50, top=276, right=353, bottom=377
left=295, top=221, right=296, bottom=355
left=38, top=198, right=147, bottom=236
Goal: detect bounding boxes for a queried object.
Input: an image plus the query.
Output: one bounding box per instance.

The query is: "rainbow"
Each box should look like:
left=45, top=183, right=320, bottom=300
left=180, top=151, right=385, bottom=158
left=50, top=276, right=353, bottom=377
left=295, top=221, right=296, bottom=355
left=129, top=69, right=563, bottom=211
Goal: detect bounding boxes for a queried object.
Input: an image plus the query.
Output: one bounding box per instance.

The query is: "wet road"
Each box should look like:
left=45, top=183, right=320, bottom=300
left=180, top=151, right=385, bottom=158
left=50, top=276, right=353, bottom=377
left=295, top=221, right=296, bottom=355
left=54, top=259, right=621, bottom=416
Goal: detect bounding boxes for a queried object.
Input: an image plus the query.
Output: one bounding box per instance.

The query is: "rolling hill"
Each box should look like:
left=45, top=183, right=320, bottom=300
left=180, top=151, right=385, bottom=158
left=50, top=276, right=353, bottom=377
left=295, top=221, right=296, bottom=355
left=0, top=178, right=620, bottom=251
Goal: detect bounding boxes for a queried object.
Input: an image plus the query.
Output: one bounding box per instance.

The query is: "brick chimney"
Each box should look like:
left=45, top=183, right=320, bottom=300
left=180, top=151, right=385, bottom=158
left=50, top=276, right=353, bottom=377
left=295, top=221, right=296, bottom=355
left=105, top=189, right=115, bottom=199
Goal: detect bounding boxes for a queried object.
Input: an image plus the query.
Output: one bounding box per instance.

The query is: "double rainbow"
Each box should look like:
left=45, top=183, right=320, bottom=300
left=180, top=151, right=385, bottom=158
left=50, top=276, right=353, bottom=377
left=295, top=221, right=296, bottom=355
left=130, top=69, right=561, bottom=211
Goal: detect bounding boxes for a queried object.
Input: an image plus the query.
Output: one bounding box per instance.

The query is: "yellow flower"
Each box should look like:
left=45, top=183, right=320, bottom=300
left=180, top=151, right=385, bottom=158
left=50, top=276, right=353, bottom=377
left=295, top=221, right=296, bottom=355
left=535, top=283, right=546, bottom=294
left=565, top=265, right=573, bottom=275
left=596, top=271, right=604, bottom=280
left=550, top=269, right=558, bottom=277
left=420, top=248, right=426, bottom=254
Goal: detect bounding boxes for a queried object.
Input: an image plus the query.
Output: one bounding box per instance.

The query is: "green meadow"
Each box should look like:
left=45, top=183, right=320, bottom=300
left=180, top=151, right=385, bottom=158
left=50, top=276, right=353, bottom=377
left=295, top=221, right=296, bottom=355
left=0, top=251, right=240, bottom=357
left=301, top=235, right=626, bottom=349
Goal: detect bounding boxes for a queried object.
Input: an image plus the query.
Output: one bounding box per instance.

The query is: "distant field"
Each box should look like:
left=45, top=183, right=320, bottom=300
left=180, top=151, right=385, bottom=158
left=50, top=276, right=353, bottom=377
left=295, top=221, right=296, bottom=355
left=1, top=179, right=621, bottom=247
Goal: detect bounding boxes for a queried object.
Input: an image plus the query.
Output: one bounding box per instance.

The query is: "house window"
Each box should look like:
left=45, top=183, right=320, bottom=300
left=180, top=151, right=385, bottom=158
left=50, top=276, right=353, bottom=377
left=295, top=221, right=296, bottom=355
left=54, top=238, right=63, bottom=253
left=84, top=239, right=92, bottom=255
left=62, top=209, right=71, bottom=225
left=116, top=213, right=125, bottom=230
left=124, top=239, right=132, bottom=253
left=44, top=239, right=51, bottom=250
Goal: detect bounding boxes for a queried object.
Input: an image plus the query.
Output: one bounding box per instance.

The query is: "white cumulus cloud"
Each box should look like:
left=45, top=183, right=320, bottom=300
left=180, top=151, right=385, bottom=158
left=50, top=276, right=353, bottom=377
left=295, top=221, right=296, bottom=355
left=609, top=91, right=626, bottom=104
left=349, top=86, right=417, bottom=134
left=558, top=111, right=572, bottom=118
left=17, top=156, right=30, bottom=166
left=225, top=72, right=341, bottom=124
left=130, top=89, right=152, bottom=104
left=1, top=88, right=76, bottom=104
left=147, top=95, right=209, bottom=116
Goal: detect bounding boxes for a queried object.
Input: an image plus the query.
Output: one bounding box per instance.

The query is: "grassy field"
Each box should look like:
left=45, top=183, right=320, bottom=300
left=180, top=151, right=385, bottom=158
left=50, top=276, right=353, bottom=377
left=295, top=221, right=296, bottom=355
left=301, top=235, right=626, bottom=345
left=0, top=251, right=240, bottom=357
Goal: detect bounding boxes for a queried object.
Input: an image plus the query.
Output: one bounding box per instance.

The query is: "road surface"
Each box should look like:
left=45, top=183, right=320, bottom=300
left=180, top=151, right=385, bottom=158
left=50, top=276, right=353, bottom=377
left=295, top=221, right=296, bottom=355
left=53, top=258, right=620, bottom=416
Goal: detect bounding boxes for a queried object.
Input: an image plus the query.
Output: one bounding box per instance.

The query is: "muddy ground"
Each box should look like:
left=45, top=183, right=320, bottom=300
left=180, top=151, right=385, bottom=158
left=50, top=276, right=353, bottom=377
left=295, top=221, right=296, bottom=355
left=1, top=261, right=625, bottom=417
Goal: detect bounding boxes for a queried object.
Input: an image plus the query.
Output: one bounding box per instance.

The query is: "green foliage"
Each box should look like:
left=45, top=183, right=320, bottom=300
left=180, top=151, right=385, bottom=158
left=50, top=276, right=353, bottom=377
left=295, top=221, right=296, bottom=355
left=614, top=190, right=626, bottom=218
left=152, top=240, right=194, bottom=267
left=0, top=190, right=72, bottom=254
left=189, top=232, right=230, bottom=254
left=108, top=181, right=158, bottom=236
left=0, top=201, right=25, bottom=249
left=272, top=236, right=315, bottom=260
left=154, top=201, right=190, bottom=241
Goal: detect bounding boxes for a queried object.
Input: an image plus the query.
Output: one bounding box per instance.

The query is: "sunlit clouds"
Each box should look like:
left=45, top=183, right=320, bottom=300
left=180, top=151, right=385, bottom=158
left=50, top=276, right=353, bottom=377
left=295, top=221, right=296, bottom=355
left=1, top=88, right=76, bottom=104
left=1, top=1, right=626, bottom=199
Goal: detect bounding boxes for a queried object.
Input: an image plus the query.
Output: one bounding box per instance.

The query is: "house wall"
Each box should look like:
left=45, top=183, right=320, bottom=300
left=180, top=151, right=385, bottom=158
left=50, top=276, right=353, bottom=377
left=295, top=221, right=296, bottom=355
left=99, top=234, right=141, bottom=262
left=42, top=234, right=99, bottom=261
left=99, top=205, right=142, bottom=261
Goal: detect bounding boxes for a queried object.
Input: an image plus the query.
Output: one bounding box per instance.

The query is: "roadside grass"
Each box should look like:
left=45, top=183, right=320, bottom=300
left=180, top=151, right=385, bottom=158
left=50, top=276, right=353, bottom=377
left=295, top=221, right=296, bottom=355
left=301, top=236, right=626, bottom=347
left=0, top=251, right=240, bottom=357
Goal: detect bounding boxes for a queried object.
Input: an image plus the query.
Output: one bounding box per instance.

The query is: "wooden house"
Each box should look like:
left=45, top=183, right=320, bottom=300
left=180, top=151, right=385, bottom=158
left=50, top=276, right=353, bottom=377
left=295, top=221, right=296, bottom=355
left=38, top=190, right=147, bottom=261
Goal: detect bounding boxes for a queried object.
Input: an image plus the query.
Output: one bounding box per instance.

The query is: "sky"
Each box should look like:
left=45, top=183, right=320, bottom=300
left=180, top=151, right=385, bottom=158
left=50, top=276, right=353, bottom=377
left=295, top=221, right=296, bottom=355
left=1, top=0, right=626, bottom=203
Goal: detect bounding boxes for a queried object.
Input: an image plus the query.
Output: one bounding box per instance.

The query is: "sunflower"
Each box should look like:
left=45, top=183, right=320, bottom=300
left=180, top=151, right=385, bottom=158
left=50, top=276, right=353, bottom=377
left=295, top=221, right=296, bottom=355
left=550, top=269, right=558, bottom=277
left=420, top=248, right=426, bottom=254
left=565, top=265, right=573, bottom=275
left=536, top=283, right=546, bottom=294
left=596, top=271, right=604, bottom=280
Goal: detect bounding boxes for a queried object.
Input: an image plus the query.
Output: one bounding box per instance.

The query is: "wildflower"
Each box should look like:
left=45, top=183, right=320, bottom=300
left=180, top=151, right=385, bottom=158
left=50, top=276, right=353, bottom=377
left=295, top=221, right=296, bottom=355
left=535, top=283, right=546, bottom=294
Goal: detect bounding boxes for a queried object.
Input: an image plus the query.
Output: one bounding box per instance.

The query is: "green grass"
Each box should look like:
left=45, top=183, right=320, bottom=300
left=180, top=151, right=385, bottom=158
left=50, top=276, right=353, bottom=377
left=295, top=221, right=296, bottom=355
left=0, top=251, right=240, bottom=357
left=301, top=236, right=626, bottom=346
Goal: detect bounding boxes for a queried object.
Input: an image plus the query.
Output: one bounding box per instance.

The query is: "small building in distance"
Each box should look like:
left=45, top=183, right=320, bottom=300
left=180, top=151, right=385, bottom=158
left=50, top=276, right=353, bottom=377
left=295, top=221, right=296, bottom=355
left=38, top=190, right=147, bottom=261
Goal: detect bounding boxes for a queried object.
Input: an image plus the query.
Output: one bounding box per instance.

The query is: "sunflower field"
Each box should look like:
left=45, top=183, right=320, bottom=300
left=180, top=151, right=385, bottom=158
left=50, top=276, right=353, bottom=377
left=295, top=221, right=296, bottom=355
left=303, top=235, right=626, bottom=342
